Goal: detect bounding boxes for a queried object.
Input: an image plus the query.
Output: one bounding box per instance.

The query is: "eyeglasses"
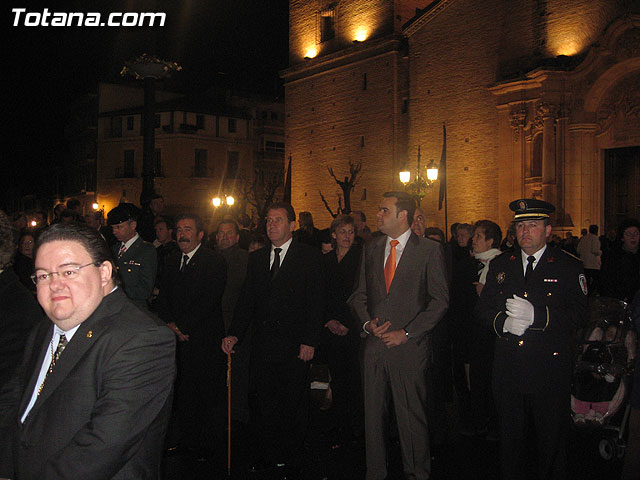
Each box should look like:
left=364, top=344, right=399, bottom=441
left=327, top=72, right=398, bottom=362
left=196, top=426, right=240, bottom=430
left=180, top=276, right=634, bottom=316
left=31, top=262, right=100, bottom=286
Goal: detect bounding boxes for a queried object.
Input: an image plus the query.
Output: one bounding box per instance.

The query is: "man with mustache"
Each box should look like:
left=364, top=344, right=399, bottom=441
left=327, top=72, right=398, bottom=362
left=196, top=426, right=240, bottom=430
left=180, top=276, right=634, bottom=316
left=477, top=199, right=587, bottom=480
left=155, top=213, right=227, bottom=459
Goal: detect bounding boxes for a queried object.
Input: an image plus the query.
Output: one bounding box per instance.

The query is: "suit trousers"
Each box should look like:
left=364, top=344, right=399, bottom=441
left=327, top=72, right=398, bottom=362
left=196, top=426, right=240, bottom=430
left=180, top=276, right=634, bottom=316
left=363, top=340, right=430, bottom=480
left=493, top=380, right=569, bottom=480
left=253, top=354, right=310, bottom=466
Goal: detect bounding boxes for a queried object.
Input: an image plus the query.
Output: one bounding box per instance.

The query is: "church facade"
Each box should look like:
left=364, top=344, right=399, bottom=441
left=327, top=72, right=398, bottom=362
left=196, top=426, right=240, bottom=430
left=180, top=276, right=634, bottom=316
left=283, top=0, right=640, bottom=234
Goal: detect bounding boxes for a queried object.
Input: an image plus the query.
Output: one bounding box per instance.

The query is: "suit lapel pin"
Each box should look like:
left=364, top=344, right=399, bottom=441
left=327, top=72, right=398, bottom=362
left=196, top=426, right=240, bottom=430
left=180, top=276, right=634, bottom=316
left=509, top=255, right=515, bottom=262
left=87, top=330, right=93, bottom=338
left=497, top=272, right=506, bottom=284
left=547, top=257, right=555, bottom=263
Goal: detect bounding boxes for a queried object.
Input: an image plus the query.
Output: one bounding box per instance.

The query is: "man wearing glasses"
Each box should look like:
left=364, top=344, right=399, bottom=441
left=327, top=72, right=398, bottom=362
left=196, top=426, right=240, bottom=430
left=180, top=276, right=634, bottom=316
left=0, top=222, right=175, bottom=480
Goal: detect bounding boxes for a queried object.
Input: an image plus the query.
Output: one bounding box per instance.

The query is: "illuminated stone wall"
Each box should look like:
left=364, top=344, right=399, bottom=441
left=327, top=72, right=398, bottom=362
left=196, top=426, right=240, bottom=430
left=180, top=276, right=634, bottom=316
left=285, top=0, right=637, bottom=233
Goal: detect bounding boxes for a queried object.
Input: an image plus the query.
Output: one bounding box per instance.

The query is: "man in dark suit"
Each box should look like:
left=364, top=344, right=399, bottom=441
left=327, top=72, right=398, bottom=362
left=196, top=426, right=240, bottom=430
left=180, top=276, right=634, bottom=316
left=222, top=202, right=324, bottom=478
left=476, top=199, right=588, bottom=480
left=348, top=191, right=449, bottom=480
left=216, top=219, right=250, bottom=424
left=107, top=203, right=157, bottom=310
left=0, top=222, right=175, bottom=480
left=156, top=213, right=227, bottom=457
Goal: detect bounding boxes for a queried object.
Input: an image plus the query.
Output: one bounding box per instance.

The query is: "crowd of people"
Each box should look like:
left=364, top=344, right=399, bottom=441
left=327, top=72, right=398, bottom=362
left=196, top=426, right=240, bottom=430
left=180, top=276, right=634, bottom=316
left=0, top=192, right=639, bottom=480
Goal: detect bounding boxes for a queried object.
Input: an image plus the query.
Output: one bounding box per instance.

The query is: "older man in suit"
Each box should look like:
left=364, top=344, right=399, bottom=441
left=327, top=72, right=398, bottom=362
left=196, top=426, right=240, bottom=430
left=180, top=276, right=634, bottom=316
left=222, top=202, right=324, bottom=479
left=348, top=191, right=449, bottom=480
left=0, top=222, right=175, bottom=480
left=156, top=213, right=227, bottom=457
left=107, top=203, right=157, bottom=310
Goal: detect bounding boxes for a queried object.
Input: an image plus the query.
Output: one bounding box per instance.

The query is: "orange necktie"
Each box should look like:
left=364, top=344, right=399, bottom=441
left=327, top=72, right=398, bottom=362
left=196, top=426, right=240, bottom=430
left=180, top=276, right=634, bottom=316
left=384, top=239, right=399, bottom=293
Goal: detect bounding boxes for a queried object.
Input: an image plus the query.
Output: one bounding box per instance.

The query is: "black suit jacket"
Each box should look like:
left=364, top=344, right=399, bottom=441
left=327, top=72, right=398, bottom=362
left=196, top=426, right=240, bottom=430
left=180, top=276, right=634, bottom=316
left=0, top=288, right=176, bottom=480
left=0, top=269, right=44, bottom=388
left=229, top=241, right=324, bottom=362
left=476, top=246, right=588, bottom=392
left=156, top=245, right=227, bottom=352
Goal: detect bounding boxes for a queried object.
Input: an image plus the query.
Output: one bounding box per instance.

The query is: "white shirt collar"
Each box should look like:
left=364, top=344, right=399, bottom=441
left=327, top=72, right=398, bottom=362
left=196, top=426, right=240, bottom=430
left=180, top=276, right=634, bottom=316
left=182, top=242, right=202, bottom=261
left=122, top=232, right=139, bottom=251
left=384, top=228, right=412, bottom=265
left=271, top=236, right=293, bottom=266
left=520, top=244, right=547, bottom=272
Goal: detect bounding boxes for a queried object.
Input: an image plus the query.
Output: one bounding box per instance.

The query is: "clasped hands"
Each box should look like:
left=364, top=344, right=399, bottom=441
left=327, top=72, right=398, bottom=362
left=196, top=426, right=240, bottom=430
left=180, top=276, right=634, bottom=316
left=503, top=295, right=535, bottom=336
left=366, top=318, right=407, bottom=348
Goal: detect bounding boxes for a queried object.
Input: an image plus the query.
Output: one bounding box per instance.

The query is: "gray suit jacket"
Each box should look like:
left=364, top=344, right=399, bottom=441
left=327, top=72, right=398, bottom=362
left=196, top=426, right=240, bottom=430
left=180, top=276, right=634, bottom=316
left=348, top=232, right=449, bottom=346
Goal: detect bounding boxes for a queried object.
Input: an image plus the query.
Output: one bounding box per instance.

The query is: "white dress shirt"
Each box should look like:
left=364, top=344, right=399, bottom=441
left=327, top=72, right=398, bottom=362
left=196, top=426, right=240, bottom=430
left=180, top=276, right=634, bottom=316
left=520, top=244, right=547, bottom=275
left=21, top=324, right=81, bottom=423
left=270, top=237, right=293, bottom=268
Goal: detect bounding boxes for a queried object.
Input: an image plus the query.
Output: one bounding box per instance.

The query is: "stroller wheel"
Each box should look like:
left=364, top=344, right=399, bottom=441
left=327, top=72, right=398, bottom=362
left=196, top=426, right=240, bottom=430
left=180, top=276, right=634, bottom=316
left=598, top=438, right=616, bottom=460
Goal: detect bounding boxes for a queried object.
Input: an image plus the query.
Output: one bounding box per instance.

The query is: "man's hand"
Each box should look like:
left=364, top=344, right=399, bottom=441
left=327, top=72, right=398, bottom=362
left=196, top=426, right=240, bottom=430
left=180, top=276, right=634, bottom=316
left=221, top=336, right=238, bottom=354
left=380, top=329, right=408, bottom=348
left=325, top=319, right=349, bottom=336
left=168, top=322, right=189, bottom=342
left=298, top=344, right=315, bottom=362
left=367, top=318, right=391, bottom=338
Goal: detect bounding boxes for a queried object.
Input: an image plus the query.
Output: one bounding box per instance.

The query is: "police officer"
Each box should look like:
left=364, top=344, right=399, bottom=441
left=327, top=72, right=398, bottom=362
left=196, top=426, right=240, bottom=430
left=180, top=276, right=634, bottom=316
left=107, top=203, right=157, bottom=310
left=477, top=199, right=588, bottom=480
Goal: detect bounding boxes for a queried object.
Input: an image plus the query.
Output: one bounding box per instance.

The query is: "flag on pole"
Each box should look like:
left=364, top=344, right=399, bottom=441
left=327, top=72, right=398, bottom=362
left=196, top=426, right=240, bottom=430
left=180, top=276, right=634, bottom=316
left=438, top=122, right=446, bottom=211
left=283, top=154, right=292, bottom=203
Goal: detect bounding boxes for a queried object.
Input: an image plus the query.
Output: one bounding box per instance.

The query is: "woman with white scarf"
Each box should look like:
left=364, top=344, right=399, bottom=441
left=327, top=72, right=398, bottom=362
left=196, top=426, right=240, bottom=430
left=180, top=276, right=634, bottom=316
left=463, top=220, right=503, bottom=437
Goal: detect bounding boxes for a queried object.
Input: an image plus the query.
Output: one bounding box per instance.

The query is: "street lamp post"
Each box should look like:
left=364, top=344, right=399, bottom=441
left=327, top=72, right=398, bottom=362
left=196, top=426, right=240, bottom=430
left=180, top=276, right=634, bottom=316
left=121, top=54, right=181, bottom=208
left=399, top=145, right=438, bottom=203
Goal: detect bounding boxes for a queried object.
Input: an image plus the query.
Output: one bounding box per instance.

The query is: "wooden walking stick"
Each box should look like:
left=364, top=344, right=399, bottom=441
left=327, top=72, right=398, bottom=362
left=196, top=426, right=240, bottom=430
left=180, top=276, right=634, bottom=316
left=227, top=351, right=232, bottom=477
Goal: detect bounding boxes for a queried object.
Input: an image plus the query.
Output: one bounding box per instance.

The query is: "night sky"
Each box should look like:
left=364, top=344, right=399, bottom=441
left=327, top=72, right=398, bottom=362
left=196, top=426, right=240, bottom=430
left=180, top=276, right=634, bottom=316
left=4, top=0, right=289, bottom=211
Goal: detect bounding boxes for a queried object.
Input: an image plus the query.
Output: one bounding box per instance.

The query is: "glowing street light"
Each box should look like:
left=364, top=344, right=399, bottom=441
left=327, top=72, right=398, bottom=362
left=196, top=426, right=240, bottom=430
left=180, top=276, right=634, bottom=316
left=92, top=203, right=100, bottom=211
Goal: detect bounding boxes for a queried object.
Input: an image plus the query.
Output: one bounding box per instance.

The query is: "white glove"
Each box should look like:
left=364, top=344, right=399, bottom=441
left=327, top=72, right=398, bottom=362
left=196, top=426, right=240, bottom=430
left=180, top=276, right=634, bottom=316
left=506, top=295, right=535, bottom=323
left=503, top=316, right=532, bottom=336
left=504, top=295, right=534, bottom=336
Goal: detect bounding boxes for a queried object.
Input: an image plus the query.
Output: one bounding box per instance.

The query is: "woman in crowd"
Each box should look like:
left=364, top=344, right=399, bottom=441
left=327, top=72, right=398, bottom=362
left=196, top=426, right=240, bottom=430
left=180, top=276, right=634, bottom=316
left=320, top=214, right=363, bottom=448
left=452, top=220, right=502, bottom=436
left=13, top=230, right=37, bottom=293
left=600, top=218, right=640, bottom=302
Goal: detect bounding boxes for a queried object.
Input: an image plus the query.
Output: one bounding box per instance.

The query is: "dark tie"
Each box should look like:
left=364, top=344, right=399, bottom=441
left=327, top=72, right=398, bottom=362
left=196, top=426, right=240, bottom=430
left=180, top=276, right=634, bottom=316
left=118, top=243, right=126, bottom=258
left=38, top=334, right=67, bottom=396
left=180, top=254, right=189, bottom=272
left=271, top=248, right=282, bottom=279
left=524, top=255, right=536, bottom=283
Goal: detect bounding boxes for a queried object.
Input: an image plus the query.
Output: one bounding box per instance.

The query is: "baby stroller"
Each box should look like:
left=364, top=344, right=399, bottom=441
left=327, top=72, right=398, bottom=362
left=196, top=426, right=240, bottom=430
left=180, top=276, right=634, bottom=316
left=571, top=297, right=637, bottom=460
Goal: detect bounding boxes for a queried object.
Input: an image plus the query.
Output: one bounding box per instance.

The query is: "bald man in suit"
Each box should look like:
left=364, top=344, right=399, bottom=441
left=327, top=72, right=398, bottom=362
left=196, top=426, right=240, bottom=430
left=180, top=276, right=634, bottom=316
left=348, top=192, right=449, bottom=480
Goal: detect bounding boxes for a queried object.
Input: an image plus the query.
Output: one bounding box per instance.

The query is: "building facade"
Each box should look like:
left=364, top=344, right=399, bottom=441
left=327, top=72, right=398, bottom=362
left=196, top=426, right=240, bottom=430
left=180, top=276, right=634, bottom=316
left=95, top=83, right=285, bottom=223
left=283, top=0, right=640, bottom=234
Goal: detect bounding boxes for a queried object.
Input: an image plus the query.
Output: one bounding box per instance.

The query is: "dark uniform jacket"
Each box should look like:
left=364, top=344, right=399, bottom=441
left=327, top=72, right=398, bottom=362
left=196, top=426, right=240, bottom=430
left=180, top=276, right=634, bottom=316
left=477, top=246, right=588, bottom=392
left=113, top=236, right=157, bottom=310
